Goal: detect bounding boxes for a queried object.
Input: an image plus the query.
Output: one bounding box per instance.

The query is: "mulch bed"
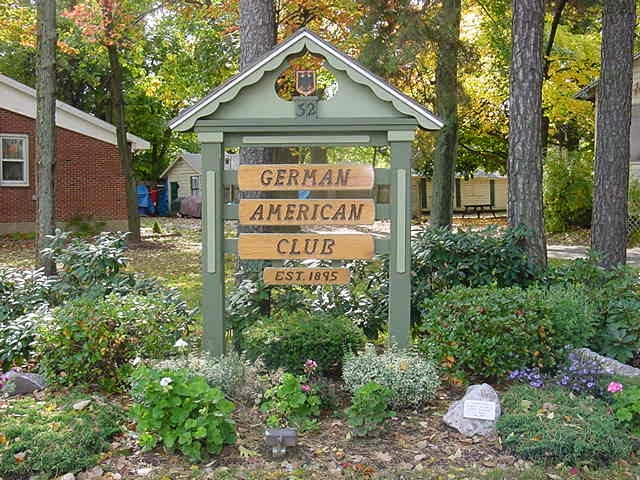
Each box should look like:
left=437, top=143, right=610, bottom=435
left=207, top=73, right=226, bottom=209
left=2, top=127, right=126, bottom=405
left=96, top=387, right=521, bottom=480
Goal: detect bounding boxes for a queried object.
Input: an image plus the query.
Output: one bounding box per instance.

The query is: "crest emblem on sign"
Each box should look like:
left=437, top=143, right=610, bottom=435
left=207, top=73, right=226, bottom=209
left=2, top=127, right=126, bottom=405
left=295, top=70, right=317, bottom=96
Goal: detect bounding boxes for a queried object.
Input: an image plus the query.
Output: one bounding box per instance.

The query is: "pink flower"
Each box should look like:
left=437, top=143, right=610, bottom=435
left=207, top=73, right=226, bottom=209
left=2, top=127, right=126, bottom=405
left=301, top=384, right=311, bottom=392
left=305, top=359, right=317, bottom=369
left=607, top=381, right=624, bottom=394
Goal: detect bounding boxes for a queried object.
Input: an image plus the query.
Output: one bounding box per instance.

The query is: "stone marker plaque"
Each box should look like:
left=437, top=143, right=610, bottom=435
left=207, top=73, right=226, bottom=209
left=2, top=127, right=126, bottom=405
left=462, top=400, right=497, bottom=421
left=239, top=199, right=375, bottom=226
left=237, top=164, right=374, bottom=191
left=238, top=234, right=375, bottom=260
left=263, top=267, right=350, bottom=285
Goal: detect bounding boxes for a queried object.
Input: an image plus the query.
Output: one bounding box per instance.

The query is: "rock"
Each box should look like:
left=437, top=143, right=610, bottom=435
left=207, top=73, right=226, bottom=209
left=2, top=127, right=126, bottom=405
left=443, top=383, right=501, bottom=437
left=72, top=399, right=92, bottom=411
left=1, top=370, right=46, bottom=396
left=59, top=474, right=75, bottom=480
left=573, top=348, right=640, bottom=377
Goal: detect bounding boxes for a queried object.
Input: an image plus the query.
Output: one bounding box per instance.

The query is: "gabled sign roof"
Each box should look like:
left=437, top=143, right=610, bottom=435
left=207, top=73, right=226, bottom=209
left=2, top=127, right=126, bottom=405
left=169, top=29, right=443, bottom=132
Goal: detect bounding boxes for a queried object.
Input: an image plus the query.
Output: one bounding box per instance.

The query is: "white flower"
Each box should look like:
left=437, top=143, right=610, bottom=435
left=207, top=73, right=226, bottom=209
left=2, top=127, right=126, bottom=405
left=159, top=377, right=173, bottom=387
left=174, top=338, right=189, bottom=349
left=131, top=356, right=142, bottom=366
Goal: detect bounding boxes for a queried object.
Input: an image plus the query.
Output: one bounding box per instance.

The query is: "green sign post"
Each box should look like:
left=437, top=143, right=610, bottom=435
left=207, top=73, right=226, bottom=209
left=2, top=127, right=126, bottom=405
left=169, top=29, right=442, bottom=356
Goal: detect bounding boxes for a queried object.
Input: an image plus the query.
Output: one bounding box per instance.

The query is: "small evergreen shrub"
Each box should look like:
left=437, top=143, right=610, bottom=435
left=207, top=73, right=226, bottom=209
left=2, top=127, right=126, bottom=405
left=545, top=256, right=640, bottom=363
left=130, top=367, right=236, bottom=461
left=345, top=382, right=395, bottom=437
left=0, top=266, right=56, bottom=322
left=417, top=285, right=595, bottom=382
left=243, top=310, right=366, bottom=376
left=37, top=293, right=195, bottom=391
left=497, top=385, right=633, bottom=466
left=0, top=394, right=123, bottom=479
left=411, top=226, right=537, bottom=303
left=342, top=345, right=440, bottom=409
left=0, top=307, right=50, bottom=369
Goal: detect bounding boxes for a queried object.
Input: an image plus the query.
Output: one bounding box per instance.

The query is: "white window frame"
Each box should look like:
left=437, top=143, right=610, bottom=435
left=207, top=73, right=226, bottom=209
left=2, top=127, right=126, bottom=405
left=190, top=175, right=201, bottom=196
left=0, top=134, right=29, bottom=187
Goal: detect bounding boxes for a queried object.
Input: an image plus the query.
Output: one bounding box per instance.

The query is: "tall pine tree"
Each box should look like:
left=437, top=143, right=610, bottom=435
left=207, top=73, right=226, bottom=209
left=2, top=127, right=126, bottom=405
left=591, top=0, right=635, bottom=268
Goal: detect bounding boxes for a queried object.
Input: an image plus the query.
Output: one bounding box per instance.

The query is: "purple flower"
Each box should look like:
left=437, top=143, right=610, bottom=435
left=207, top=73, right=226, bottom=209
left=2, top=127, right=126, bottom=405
left=301, top=384, right=311, bottom=393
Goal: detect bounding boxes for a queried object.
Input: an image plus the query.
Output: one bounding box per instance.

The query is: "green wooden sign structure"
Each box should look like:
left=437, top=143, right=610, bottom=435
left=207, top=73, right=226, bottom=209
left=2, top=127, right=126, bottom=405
left=169, top=29, right=442, bottom=356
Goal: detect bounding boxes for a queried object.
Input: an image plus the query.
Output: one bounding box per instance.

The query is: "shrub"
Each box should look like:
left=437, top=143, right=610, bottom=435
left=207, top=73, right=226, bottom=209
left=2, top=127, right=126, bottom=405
left=0, top=266, right=56, bottom=322
left=545, top=256, right=640, bottom=363
left=543, top=149, right=593, bottom=233
left=411, top=226, right=538, bottom=304
left=0, top=394, right=123, bottom=479
left=342, top=344, right=440, bottom=409
left=261, top=372, right=321, bottom=432
left=0, top=307, right=50, bottom=369
left=345, top=382, right=395, bottom=437
left=497, top=385, right=632, bottom=466
left=37, top=293, right=195, bottom=391
left=417, top=285, right=595, bottom=382
left=130, top=367, right=236, bottom=461
left=153, top=352, right=246, bottom=398
left=243, top=310, right=366, bottom=376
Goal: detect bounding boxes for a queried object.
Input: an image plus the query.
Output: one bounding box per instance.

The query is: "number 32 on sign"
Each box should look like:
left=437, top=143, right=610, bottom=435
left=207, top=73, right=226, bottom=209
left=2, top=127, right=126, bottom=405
left=263, top=268, right=350, bottom=285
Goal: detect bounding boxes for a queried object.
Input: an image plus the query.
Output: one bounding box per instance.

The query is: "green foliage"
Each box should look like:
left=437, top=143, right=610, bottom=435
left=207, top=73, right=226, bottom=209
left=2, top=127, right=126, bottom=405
left=545, top=256, right=640, bottom=363
left=543, top=149, right=593, bottom=233
left=153, top=352, right=246, bottom=398
left=345, top=381, right=395, bottom=437
left=0, top=394, right=123, bottom=479
left=342, top=345, right=440, bottom=409
left=243, top=310, right=366, bottom=376
left=0, top=308, right=48, bottom=368
left=261, top=372, right=321, bottom=432
left=613, top=384, right=640, bottom=435
left=411, top=226, right=538, bottom=305
left=37, top=293, right=195, bottom=391
left=417, top=285, right=595, bottom=382
left=0, top=266, right=57, bottom=322
left=130, top=367, right=236, bottom=461
left=497, top=385, right=633, bottom=466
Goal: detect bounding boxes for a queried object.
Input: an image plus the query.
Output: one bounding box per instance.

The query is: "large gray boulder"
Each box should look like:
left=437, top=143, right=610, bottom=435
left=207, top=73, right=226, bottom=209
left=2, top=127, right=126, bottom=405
left=443, top=383, right=501, bottom=437
left=1, top=370, right=46, bottom=396
left=573, top=348, right=640, bottom=378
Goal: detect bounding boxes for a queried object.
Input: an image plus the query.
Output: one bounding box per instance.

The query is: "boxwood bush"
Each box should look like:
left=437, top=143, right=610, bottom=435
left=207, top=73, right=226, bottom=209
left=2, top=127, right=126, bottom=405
left=243, top=310, right=366, bottom=376
left=497, top=385, right=633, bottom=466
left=37, top=292, right=195, bottom=391
left=416, top=284, right=595, bottom=382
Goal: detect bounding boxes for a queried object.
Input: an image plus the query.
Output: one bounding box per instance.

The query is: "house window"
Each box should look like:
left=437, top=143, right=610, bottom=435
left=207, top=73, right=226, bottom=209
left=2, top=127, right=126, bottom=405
left=190, top=175, right=201, bottom=196
left=0, top=135, right=28, bottom=186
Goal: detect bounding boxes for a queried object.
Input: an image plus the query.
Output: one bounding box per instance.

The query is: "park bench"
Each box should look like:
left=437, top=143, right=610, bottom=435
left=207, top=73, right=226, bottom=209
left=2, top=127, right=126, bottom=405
left=462, top=203, right=496, bottom=219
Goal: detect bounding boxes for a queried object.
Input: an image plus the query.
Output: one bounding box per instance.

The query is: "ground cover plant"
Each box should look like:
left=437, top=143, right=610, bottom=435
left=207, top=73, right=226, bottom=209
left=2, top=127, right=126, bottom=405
left=497, top=384, right=633, bottom=466
left=130, top=367, right=237, bottom=461
left=0, top=393, right=124, bottom=480
left=417, top=284, right=595, bottom=382
left=345, top=381, right=395, bottom=437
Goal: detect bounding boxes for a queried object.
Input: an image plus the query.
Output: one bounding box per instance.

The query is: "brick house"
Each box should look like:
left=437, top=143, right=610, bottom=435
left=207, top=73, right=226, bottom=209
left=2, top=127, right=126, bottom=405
left=0, top=74, right=149, bottom=234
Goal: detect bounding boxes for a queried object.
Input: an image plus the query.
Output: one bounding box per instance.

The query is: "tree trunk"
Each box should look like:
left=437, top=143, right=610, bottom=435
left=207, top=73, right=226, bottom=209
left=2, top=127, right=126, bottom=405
left=431, top=0, right=461, bottom=228
left=591, top=0, right=635, bottom=268
left=35, top=0, right=57, bottom=276
left=107, top=43, right=140, bottom=243
left=238, top=0, right=276, bottom=186
left=507, top=0, right=547, bottom=267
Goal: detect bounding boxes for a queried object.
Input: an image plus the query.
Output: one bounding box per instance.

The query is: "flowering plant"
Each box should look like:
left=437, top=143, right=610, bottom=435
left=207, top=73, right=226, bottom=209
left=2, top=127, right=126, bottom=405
left=611, top=383, right=640, bottom=435
left=552, top=351, right=611, bottom=396
left=508, top=368, right=545, bottom=388
left=261, top=363, right=321, bottom=432
left=608, top=381, right=624, bottom=394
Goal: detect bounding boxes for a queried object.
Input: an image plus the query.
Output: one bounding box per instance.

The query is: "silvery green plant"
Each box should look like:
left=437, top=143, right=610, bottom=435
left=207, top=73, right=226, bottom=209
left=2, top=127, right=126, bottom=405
left=342, top=344, right=440, bottom=409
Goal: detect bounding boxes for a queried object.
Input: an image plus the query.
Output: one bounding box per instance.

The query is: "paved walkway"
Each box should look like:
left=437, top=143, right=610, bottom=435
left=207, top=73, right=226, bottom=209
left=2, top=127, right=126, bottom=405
left=547, top=244, right=640, bottom=266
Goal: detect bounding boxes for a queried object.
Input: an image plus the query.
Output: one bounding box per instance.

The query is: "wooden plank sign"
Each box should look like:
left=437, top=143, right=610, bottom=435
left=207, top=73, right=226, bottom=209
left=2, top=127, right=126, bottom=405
left=263, top=267, right=350, bottom=285
left=239, top=199, right=375, bottom=226
left=237, top=164, right=374, bottom=191
left=238, top=234, right=375, bottom=260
